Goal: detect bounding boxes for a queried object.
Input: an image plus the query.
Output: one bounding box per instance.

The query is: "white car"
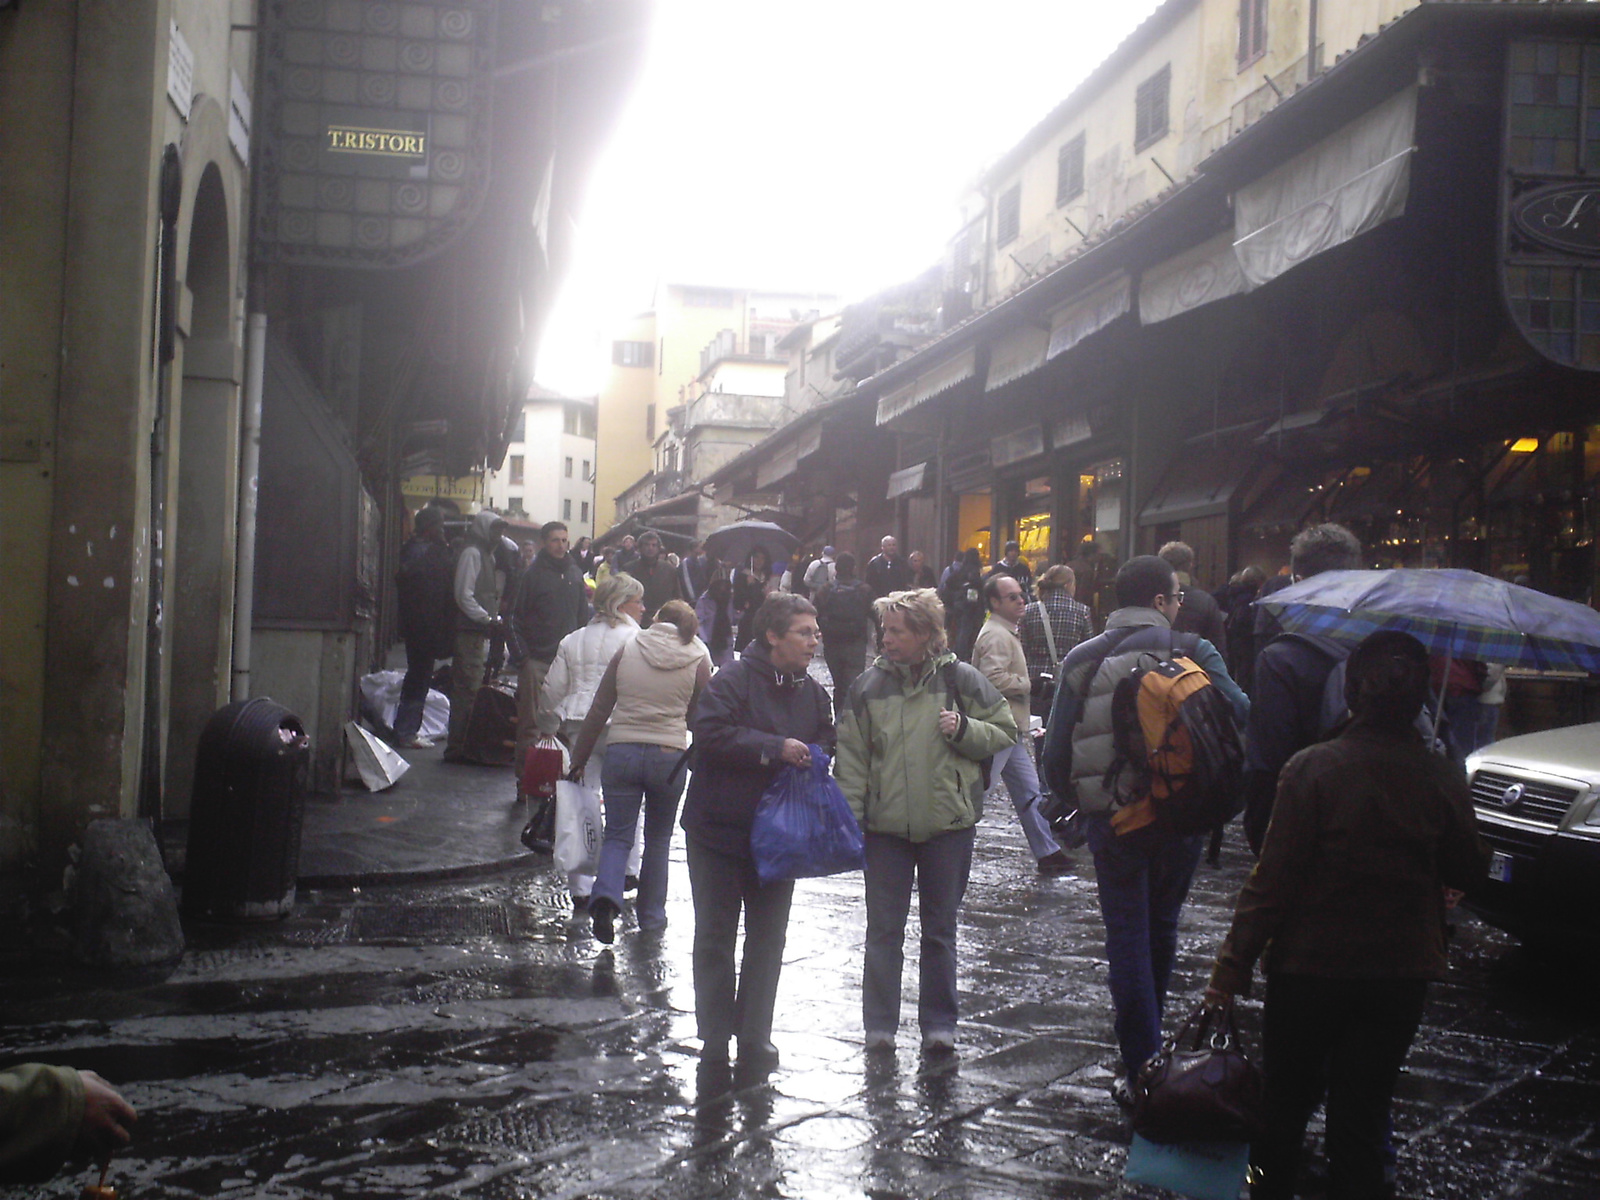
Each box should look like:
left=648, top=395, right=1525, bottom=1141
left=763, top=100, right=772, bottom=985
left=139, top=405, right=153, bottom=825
left=1464, top=722, right=1600, bottom=942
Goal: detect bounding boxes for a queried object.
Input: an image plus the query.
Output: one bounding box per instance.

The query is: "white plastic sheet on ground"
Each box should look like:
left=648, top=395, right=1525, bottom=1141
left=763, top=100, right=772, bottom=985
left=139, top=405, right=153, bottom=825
left=344, top=721, right=411, bottom=791
left=359, top=669, right=448, bottom=739
left=1233, top=85, right=1416, bottom=288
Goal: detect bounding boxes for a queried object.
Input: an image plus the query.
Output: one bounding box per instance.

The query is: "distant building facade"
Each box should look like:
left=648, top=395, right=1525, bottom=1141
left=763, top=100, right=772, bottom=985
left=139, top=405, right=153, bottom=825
left=594, top=283, right=838, bottom=537
left=482, top=387, right=598, bottom=540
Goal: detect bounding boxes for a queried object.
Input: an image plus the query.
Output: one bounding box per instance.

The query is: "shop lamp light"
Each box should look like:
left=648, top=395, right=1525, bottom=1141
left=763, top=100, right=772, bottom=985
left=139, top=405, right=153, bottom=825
left=1510, top=437, right=1540, bottom=453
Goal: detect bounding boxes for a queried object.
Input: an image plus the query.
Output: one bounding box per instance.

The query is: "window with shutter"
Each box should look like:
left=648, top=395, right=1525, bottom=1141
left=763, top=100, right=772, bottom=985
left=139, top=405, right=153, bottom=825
left=1134, top=65, right=1171, bottom=150
left=612, top=340, right=654, bottom=367
left=997, top=184, right=1021, bottom=247
left=1056, top=134, right=1085, bottom=206
left=1237, top=0, right=1268, bottom=67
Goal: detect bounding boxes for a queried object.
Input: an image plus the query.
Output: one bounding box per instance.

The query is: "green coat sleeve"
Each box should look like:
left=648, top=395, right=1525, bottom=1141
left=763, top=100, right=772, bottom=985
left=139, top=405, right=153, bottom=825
left=949, top=663, right=1018, bottom=759
left=0, top=1063, right=85, bottom=1184
left=834, top=690, right=870, bottom=823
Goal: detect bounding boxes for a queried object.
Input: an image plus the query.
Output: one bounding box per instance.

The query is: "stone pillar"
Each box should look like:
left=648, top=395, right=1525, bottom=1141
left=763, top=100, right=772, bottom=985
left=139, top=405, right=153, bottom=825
left=38, top=0, right=166, bottom=873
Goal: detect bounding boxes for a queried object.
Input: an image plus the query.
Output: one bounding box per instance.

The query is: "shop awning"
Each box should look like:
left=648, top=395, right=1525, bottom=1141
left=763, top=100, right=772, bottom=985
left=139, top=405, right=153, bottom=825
left=876, top=346, right=977, bottom=426
left=1233, top=86, right=1416, bottom=287
left=886, top=461, right=930, bottom=499
left=1240, top=464, right=1335, bottom=533
left=1139, top=231, right=1252, bottom=325
left=755, top=421, right=824, bottom=490
left=985, top=324, right=1051, bottom=391
left=1139, top=432, right=1258, bottom=525
left=1047, top=273, right=1131, bottom=360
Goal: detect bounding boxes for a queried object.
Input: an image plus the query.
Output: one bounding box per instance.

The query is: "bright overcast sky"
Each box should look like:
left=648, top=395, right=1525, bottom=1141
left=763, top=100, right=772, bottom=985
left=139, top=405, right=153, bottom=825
left=536, top=0, right=1167, bottom=395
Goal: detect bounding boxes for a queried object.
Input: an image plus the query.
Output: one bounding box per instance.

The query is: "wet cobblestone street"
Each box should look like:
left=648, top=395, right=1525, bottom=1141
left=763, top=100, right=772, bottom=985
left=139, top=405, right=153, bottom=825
left=4, top=790, right=1600, bottom=1200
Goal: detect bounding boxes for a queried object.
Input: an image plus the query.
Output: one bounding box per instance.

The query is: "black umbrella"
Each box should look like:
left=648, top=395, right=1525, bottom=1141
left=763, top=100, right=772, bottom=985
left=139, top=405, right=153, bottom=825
left=704, top=520, right=799, bottom=567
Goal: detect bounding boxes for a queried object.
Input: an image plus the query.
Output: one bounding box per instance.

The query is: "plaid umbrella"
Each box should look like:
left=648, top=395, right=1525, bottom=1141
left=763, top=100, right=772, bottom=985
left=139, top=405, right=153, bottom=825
left=1256, top=569, right=1600, bottom=673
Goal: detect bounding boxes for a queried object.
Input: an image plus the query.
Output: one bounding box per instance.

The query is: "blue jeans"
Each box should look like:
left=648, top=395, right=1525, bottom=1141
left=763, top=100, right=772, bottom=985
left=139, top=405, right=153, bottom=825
left=862, top=826, right=975, bottom=1037
left=595, top=742, right=687, bottom=930
left=1084, top=812, right=1203, bottom=1075
left=992, top=739, right=1061, bottom=860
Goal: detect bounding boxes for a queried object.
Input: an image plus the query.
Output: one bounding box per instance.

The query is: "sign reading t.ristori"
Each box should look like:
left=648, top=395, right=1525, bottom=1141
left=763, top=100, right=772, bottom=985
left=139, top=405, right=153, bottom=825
left=325, top=126, right=428, bottom=159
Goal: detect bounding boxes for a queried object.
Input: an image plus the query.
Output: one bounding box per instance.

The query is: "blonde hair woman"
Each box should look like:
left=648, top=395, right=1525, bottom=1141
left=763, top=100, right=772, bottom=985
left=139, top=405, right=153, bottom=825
left=570, top=599, right=711, bottom=943
left=834, top=588, right=1017, bottom=1054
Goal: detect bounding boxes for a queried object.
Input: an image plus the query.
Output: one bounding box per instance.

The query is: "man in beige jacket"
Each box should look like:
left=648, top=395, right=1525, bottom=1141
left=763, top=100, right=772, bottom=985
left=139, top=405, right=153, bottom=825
left=972, top=574, right=1072, bottom=874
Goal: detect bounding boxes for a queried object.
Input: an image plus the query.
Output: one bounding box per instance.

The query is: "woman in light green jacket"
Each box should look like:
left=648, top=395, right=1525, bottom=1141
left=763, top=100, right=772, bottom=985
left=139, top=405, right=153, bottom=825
left=835, top=587, right=1017, bottom=1055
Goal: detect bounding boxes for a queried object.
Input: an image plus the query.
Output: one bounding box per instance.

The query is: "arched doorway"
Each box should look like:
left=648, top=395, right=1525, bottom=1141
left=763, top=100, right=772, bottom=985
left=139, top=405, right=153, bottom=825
left=164, top=163, right=238, bottom=820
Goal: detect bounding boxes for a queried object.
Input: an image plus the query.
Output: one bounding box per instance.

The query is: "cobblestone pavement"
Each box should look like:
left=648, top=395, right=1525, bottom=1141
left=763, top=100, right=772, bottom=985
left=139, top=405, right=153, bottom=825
left=5, top=799, right=1600, bottom=1200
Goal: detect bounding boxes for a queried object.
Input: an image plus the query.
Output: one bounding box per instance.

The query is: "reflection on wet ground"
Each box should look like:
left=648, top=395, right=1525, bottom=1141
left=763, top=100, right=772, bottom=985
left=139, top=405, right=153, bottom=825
left=4, top=810, right=1599, bottom=1198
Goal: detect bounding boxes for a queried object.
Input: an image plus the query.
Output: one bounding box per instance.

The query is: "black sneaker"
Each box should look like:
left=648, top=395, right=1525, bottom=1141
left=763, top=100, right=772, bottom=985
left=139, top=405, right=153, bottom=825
left=1036, top=850, right=1073, bottom=876
left=624, top=874, right=640, bottom=893
left=590, top=897, right=618, bottom=945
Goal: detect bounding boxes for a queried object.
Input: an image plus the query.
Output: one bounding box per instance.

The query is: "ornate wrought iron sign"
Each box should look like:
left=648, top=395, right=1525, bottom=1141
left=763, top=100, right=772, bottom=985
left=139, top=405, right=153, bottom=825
left=256, top=0, right=495, bottom=268
left=1501, top=40, right=1600, bottom=371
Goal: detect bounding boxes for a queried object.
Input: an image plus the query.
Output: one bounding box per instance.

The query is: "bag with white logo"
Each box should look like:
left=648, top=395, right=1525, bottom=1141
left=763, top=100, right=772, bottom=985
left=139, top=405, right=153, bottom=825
left=553, top=779, right=603, bottom=876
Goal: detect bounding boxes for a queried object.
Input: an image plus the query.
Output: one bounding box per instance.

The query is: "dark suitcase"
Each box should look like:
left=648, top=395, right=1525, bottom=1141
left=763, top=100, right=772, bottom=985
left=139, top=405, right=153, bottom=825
left=460, top=675, right=519, bottom=765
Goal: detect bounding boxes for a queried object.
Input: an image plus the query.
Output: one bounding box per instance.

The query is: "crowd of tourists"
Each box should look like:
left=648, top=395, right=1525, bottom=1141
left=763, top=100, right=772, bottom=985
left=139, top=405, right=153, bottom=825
left=381, top=512, right=1493, bottom=1200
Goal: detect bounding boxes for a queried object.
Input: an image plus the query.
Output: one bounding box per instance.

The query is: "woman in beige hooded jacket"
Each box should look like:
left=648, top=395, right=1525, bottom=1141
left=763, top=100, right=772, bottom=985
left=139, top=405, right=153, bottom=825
left=570, top=600, right=711, bottom=943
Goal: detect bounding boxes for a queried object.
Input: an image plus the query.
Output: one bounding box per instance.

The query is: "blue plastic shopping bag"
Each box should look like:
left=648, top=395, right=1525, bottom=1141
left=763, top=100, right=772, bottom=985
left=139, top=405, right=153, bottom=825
left=749, top=745, right=865, bottom=886
left=1124, top=1134, right=1250, bottom=1200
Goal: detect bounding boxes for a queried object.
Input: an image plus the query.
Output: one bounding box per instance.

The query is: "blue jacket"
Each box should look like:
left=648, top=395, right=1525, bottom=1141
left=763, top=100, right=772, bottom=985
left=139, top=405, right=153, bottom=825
left=682, top=644, right=834, bottom=860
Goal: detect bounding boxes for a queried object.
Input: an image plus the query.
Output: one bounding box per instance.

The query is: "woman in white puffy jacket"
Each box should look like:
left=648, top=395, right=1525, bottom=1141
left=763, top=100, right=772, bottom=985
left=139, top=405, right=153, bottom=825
left=541, top=573, right=646, bottom=906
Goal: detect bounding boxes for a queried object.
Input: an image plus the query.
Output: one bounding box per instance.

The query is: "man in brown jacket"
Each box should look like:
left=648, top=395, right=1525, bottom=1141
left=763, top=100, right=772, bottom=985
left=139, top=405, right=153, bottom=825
left=972, top=574, right=1072, bottom=874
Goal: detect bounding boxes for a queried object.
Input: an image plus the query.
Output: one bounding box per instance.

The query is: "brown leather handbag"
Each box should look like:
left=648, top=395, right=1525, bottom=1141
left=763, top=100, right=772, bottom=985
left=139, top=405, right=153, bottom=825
left=1132, top=999, right=1265, bottom=1145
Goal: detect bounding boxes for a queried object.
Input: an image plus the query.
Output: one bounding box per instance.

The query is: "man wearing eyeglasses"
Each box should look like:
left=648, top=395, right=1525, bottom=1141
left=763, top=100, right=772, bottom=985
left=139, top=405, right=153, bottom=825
left=1040, top=555, right=1248, bottom=1110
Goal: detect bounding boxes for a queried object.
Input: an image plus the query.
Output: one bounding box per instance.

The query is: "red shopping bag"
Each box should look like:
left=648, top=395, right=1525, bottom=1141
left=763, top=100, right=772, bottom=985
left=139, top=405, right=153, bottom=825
left=521, top=736, right=567, bottom=802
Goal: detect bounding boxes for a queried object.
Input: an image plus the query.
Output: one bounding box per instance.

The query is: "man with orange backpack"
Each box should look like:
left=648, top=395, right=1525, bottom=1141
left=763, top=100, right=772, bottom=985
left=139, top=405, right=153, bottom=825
left=1040, top=555, right=1248, bottom=1108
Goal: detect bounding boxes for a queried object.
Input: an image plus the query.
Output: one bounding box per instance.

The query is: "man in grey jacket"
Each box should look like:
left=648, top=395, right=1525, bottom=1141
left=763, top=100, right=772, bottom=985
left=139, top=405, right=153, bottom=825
left=1040, top=555, right=1248, bottom=1105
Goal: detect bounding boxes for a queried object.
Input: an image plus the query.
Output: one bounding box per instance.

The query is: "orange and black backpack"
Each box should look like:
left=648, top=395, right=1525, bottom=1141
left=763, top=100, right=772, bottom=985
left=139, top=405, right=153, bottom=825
left=1102, top=634, right=1244, bottom=836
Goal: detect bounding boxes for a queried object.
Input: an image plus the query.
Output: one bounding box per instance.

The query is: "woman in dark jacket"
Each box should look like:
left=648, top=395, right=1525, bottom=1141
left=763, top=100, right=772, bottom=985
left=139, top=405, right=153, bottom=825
left=1205, top=631, right=1490, bottom=1200
left=681, top=594, right=833, bottom=1077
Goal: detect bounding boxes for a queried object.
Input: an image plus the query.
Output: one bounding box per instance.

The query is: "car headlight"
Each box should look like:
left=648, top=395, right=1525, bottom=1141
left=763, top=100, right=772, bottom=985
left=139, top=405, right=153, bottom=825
left=1583, top=787, right=1600, bottom=827
left=1464, top=751, right=1483, bottom=781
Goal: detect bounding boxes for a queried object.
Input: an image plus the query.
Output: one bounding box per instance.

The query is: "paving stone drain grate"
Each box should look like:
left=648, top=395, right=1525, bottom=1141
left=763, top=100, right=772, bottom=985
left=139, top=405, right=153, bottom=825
left=348, top=904, right=510, bottom=941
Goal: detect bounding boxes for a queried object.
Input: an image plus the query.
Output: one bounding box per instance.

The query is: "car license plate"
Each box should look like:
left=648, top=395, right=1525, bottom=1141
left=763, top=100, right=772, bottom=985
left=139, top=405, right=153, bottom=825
left=1488, top=851, right=1513, bottom=884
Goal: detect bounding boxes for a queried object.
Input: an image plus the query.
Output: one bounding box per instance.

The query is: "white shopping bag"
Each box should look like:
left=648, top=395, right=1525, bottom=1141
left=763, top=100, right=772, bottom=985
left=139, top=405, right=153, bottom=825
left=343, top=721, right=410, bottom=791
left=553, top=779, right=603, bottom=876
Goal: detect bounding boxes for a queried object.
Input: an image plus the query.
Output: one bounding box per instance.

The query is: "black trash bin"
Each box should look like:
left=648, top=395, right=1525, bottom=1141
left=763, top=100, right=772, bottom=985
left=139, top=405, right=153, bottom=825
left=183, top=698, right=311, bottom=921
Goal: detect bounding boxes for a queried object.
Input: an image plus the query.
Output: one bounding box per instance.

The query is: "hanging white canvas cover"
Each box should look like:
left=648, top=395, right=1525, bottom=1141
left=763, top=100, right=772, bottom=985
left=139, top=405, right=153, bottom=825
left=1233, top=86, right=1417, bottom=288
left=1139, top=231, right=1253, bottom=325
left=1047, top=273, right=1132, bottom=360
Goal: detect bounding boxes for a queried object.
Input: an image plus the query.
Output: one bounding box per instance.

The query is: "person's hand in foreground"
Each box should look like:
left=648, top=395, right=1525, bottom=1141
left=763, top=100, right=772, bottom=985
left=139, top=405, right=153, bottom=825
left=75, top=1072, right=135, bottom=1166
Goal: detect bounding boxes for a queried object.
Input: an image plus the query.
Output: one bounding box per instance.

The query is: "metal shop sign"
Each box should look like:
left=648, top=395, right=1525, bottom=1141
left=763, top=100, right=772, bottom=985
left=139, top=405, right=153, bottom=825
left=401, top=474, right=480, bottom=503
left=325, top=125, right=428, bottom=159
left=1510, top=183, right=1600, bottom=256
left=1499, top=39, right=1600, bottom=372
